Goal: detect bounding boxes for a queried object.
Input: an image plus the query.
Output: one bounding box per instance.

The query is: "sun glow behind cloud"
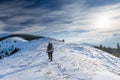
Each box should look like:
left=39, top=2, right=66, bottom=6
left=93, top=13, right=113, bottom=30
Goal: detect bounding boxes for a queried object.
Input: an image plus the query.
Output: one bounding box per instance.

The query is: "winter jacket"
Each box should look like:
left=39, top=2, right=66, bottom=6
left=47, top=43, right=54, bottom=53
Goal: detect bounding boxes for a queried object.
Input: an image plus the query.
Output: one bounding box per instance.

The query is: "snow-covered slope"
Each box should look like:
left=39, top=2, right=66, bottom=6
left=0, top=37, right=120, bottom=80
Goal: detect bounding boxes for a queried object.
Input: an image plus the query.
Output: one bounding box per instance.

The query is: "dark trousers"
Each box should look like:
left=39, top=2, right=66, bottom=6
left=48, top=52, right=53, bottom=61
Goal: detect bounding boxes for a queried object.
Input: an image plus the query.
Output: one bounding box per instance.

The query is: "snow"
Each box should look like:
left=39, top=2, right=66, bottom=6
left=93, top=71, right=120, bottom=80
left=0, top=37, right=120, bottom=80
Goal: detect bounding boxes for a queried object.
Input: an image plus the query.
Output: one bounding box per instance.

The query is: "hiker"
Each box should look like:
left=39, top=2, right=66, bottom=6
left=47, top=42, right=54, bottom=61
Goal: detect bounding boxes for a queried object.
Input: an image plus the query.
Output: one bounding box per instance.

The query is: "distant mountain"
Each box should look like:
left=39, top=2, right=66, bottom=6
left=80, top=42, right=95, bottom=47
left=0, top=34, right=64, bottom=42
left=0, top=34, right=45, bottom=41
left=101, top=34, right=120, bottom=48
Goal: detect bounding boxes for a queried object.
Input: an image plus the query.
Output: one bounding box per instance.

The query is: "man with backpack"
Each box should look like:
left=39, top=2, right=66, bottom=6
left=47, top=42, right=54, bottom=61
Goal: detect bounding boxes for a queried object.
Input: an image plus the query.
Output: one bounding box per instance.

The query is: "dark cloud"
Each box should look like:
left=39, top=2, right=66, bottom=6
left=0, top=0, right=87, bottom=33
left=87, top=0, right=120, bottom=7
left=2, top=26, right=25, bottom=32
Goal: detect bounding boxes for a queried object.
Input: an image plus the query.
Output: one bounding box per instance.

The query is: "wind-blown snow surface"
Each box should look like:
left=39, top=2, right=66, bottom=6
left=0, top=37, right=120, bottom=80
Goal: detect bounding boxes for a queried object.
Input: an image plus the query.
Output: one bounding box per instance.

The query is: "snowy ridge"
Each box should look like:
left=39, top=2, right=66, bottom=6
left=66, top=44, right=120, bottom=75
left=0, top=37, right=120, bottom=80
left=0, top=37, right=28, bottom=58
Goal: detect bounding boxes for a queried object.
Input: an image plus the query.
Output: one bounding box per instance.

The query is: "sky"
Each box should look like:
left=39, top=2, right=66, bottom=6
left=0, top=0, right=120, bottom=47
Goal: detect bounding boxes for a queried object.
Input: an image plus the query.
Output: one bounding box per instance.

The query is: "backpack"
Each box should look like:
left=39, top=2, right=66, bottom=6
left=47, top=43, right=54, bottom=52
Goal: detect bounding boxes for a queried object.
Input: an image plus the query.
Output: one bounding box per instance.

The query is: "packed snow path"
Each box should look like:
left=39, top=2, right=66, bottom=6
left=0, top=37, right=120, bottom=80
